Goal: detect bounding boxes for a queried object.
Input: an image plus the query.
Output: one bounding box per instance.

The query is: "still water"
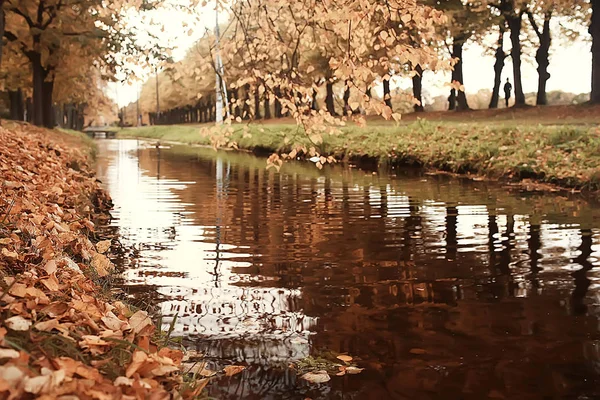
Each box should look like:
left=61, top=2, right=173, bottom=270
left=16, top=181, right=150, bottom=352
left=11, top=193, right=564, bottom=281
left=96, top=139, right=600, bottom=399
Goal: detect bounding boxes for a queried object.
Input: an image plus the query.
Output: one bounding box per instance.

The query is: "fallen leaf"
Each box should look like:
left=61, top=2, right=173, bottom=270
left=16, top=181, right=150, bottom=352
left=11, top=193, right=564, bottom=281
left=301, top=370, right=330, bottom=383
left=126, top=350, right=148, bottom=378
left=409, top=348, right=427, bottom=355
left=42, top=302, right=69, bottom=317
left=101, top=311, right=127, bottom=331
left=346, top=366, right=364, bottom=374
left=0, top=348, right=20, bottom=359
left=34, top=319, right=60, bottom=332
left=43, top=260, right=57, bottom=275
left=91, top=253, right=112, bottom=277
left=129, top=310, right=153, bottom=334
left=114, top=376, right=134, bottom=386
left=336, top=355, right=353, bottom=363
left=1, top=248, right=18, bottom=259
left=150, top=364, right=179, bottom=377
left=23, top=375, right=50, bottom=394
left=5, top=316, right=32, bottom=331
left=55, top=357, right=103, bottom=381
left=95, top=240, right=111, bottom=254
left=40, top=275, right=60, bottom=291
left=158, top=347, right=184, bottom=365
left=0, top=365, right=25, bottom=386
left=8, top=283, right=27, bottom=298
left=223, top=365, right=246, bottom=377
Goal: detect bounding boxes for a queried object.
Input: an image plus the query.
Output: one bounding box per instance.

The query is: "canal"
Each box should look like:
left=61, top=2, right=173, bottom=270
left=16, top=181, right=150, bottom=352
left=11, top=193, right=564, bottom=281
left=96, top=139, right=600, bottom=399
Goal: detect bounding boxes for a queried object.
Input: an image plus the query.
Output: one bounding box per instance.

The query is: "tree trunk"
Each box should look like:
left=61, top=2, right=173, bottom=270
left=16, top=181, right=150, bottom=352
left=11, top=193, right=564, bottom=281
left=242, top=84, right=251, bottom=119
left=528, top=11, right=552, bottom=106
left=383, top=77, right=392, bottom=110
left=451, top=41, right=470, bottom=111
left=8, top=90, right=24, bottom=121
left=76, top=104, right=85, bottom=130
left=231, top=88, right=240, bottom=118
left=42, top=78, right=55, bottom=128
left=0, top=2, right=5, bottom=69
left=264, top=92, right=271, bottom=119
left=343, top=80, right=351, bottom=114
left=274, top=86, right=282, bottom=118
left=311, top=88, right=318, bottom=111
left=254, top=85, right=261, bottom=119
left=506, top=12, right=526, bottom=106
left=325, top=81, right=337, bottom=115
left=591, top=0, right=600, bottom=103
left=412, top=64, right=424, bottom=112
left=489, top=25, right=507, bottom=109
left=31, top=53, right=45, bottom=126
left=536, top=13, right=552, bottom=105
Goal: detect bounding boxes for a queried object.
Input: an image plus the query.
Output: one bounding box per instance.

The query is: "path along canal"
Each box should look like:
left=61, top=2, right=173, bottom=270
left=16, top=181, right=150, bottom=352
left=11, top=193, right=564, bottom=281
left=96, top=139, right=600, bottom=399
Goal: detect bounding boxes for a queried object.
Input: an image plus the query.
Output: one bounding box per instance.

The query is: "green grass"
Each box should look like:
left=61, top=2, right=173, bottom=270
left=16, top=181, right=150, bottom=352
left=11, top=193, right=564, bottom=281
left=118, top=120, right=600, bottom=191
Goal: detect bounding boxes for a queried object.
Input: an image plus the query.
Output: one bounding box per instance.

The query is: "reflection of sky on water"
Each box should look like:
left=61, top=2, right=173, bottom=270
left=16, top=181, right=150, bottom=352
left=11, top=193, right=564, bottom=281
left=96, top=140, right=315, bottom=361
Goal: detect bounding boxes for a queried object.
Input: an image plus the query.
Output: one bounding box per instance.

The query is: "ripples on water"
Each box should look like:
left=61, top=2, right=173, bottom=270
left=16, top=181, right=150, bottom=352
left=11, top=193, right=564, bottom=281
left=96, top=139, right=600, bottom=399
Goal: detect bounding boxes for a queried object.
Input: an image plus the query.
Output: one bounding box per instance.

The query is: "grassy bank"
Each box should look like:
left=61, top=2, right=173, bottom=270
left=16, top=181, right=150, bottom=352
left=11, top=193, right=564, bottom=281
left=119, top=116, right=600, bottom=192
left=0, top=123, right=208, bottom=398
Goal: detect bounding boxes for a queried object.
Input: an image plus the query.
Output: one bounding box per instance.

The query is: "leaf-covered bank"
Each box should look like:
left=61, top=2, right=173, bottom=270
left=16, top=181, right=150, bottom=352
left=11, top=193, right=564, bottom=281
left=0, top=123, right=206, bottom=398
left=119, top=120, right=600, bottom=193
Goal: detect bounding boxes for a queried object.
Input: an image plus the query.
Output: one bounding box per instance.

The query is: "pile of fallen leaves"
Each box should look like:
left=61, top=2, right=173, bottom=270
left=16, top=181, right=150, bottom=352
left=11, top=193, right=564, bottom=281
left=0, top=123, right=206, bottom=399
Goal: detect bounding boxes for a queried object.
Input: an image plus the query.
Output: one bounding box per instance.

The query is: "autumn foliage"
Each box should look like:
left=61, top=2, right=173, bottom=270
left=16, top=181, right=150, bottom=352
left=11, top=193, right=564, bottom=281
left=0, top=124, right=203, bottom=398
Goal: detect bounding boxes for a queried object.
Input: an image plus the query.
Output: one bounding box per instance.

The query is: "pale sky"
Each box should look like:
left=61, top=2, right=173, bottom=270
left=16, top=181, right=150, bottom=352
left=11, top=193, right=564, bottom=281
left=109, top=8, right=593, bottom=109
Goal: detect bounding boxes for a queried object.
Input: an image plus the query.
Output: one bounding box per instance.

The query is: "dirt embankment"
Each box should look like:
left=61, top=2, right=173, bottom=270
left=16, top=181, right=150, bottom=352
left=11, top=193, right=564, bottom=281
left=0, top=123, right=206, bottom=399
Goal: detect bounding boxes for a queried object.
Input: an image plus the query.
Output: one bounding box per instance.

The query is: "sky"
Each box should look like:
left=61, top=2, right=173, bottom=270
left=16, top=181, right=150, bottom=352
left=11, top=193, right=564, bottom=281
left=108, top=7, right=593, bottom=109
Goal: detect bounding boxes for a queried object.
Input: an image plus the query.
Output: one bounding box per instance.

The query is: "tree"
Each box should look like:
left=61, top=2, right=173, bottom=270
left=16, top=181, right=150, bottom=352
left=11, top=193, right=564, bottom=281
left=3, top=0, right=165, bottom=128
left=0, top=1, right=5, bottom=69
left=489, top=22, right=507, bottom=108
left=432, top=0, right=492, bottom=111
left=493, top=0, right=528, bottom=107
left=591, top=0, right=600, bottom=103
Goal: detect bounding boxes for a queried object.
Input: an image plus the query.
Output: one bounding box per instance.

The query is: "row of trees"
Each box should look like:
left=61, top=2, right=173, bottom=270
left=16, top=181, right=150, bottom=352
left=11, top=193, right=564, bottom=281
left=0, top=0, right=173, bottom=128
left=2, top=1, right=599, bottom=130
left=126, top=0, right=597, bottom=128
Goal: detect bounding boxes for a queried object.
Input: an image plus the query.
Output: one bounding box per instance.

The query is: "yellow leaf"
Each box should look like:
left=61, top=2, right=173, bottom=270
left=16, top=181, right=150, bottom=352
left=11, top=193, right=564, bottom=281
left=336, top=355, right=353, bottom=363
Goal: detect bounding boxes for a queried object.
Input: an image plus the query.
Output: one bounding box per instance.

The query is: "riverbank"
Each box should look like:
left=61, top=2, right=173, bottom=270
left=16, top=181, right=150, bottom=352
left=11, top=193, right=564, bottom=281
left=0, top=123, right=206, bottom=398
left=119, top=116, right=600, bottom=193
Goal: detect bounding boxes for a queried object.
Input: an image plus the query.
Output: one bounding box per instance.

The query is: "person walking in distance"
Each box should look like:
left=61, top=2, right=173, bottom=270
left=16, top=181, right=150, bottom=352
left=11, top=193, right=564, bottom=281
left=503, top=78, right=512, bottom=108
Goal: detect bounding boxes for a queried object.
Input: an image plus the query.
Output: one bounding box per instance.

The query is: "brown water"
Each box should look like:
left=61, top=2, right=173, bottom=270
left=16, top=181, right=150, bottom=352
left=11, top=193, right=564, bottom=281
left=96, top=139, right=600, bottom=400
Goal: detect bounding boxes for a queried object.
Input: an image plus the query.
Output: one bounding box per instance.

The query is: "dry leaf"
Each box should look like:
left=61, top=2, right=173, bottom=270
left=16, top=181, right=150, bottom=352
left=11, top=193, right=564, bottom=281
left=126, top=350, right=148, bottom=377
left=158, top=347, right=184, bottom=365
left=336, top=355, right=353, bottom=363
left=1, top=248, right=18, bottom=259
left=95, top=240, right=111, bottom=254
left=0, top=348, right=20, bottom=359
left=5, top=316, right=32, bottom=331
left=346, top=367, right=364, bottom=374
left=91, top=253, right=112, bottom=277
left=129, top=310, right=153, bottom=334
left=23, top=375, right=50, bottom=394
left=301, top=370, right=330, bottom=383
left=223, top=365, right=246, bottom=377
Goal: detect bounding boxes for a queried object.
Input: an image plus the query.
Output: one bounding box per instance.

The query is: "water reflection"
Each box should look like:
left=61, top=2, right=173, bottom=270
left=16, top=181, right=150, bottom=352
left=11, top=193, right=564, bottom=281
left=96, top=139, right=600, bottom=399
